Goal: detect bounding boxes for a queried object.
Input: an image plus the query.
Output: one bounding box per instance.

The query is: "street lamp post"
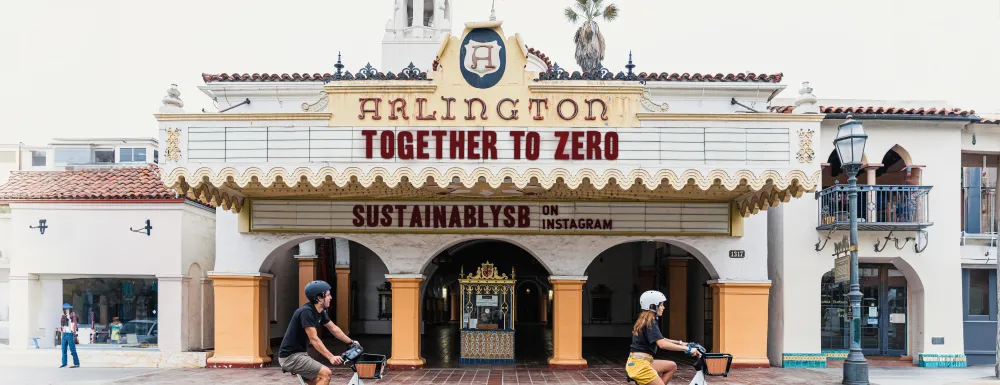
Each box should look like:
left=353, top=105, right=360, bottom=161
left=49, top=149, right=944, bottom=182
left=834, top=114, right=869, bottom=384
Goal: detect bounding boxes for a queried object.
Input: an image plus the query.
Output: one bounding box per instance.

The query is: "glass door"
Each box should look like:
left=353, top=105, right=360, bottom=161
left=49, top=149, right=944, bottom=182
left=884, top=268, right=908, bottom=356
left=857, top=264, right=909, bottom=356
left=859, top=266, right=882, bottom=355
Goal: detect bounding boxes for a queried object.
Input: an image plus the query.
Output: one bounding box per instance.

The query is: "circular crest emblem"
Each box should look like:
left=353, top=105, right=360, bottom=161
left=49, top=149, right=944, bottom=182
left=459, top=28, right=506, bottom=89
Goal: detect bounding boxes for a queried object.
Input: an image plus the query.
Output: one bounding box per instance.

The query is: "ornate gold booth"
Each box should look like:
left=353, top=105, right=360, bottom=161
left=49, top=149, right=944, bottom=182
left=459, top=262, right=515, bottom=365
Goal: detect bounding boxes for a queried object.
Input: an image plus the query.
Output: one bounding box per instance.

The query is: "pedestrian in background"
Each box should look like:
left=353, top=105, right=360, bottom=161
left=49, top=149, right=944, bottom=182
left=60, top=303, right=80, bottom=368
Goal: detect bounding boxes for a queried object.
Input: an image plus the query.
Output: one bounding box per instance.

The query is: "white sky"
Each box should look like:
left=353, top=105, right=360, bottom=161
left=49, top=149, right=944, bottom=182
left=1, top=0, right=998, bottom=145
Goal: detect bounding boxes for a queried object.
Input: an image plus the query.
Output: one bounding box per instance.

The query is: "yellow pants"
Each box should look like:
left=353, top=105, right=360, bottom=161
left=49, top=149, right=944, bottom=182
left=626, top=355, right=658, bottom=385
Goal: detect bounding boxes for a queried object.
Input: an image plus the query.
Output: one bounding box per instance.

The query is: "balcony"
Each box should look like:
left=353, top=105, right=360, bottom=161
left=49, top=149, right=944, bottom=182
left=961, top=186, right=997, bottom=244
left=817, top=185, right=933, bottom=231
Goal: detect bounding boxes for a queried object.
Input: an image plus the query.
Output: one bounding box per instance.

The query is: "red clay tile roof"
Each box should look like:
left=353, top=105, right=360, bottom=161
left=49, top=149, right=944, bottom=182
left=770, top=105, right=976, bottom=116
left=205, top=69, right=783, bottom=83
left=0, top=166, right=178, bottom=201
left=203, top=73, right=331, bottom=83
left=979, top=118, right=1000, bottom=124
left=526, top=47, right=553, bottom=69
left=638, top=72, right=782, bottom=83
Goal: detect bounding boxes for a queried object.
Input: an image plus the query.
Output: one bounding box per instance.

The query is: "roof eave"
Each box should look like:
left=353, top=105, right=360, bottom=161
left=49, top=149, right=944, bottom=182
left=821, top=113, right=981, bottom=123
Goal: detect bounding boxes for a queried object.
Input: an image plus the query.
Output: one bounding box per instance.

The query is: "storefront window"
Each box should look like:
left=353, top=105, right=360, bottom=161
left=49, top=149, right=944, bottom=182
left=969, top=269, right=990, bottom=316
left=63, top=278, right=158, bottom=347
left=820, top=271, right=849, bottom=350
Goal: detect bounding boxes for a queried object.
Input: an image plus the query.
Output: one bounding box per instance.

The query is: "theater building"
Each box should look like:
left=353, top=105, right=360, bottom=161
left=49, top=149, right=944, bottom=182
left=151, top=11, right=975, bottom=370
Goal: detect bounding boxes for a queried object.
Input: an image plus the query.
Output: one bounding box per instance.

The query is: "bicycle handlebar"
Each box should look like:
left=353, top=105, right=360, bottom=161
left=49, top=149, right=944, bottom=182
left=340, top=342, right=363, bottom=365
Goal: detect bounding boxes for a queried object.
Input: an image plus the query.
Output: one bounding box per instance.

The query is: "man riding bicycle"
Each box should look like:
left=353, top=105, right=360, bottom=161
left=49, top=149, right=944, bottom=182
left=279, top=280, right=360, bottom=385
left=627, top=290, right=701, bottom=385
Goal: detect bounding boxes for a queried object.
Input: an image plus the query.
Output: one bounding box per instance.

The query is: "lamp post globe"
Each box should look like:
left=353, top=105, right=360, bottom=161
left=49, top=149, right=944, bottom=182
left=836, top=114, right=869, bottom=385
left=834, top=115, right=868, bottom=167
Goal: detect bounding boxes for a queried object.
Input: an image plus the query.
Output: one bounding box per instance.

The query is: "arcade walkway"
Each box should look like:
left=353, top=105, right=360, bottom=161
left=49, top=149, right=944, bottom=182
left=270, top=324, right=632, bottom=368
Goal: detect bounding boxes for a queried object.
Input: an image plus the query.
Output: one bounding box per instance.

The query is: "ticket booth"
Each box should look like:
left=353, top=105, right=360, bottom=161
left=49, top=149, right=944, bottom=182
left=459, top=262, right=516, bottom=365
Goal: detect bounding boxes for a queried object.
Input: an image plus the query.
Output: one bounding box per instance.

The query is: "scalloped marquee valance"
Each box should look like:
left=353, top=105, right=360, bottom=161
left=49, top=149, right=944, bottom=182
left=163, top=166, right=820, bottom=217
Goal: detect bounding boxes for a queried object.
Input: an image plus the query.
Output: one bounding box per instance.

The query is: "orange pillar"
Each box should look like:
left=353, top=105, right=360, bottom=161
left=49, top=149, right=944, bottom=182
left=335, top=266, right=351, bottom=334
left=667, top=259, right=688, bottom=341
left=296, top=256, right=317, bottom=305
left=386, top=275, right=425, bottom=369
left=449, top=292, right=459, bottom=322
left=539, top=291, right=548, bottom=324
left=711, top=281, right=771, bottom=368
left=260, top=277, right=272, bottom=356
left=548, top=278, right=587, bottom=369
left=207, top=273, right=272, bottom=368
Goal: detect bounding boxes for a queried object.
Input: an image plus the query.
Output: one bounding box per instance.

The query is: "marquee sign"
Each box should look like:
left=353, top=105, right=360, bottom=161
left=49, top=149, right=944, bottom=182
left=249, top=200, right=731, bottom=235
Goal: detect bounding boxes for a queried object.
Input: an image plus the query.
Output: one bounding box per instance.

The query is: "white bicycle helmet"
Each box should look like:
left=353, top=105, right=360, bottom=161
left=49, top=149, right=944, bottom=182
left=639, top=290, right=667, bottom=312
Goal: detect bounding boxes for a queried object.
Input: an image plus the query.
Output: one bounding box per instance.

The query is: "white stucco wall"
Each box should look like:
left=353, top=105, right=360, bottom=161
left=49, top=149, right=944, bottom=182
left=0, top=210, right=11, bottom=340
left=265, top=247, right=298, bottom=342
left=582, top=243, right=637, bottom=337
left=4, top=202, right=216, bottom=353
left=770, top=119, right=967, bottom=363
left=352, top=245, right=391, bottom=334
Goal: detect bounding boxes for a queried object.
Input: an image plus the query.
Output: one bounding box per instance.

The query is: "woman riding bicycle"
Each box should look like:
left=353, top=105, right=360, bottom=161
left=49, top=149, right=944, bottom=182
left=627, top=290, right=701, bottom=385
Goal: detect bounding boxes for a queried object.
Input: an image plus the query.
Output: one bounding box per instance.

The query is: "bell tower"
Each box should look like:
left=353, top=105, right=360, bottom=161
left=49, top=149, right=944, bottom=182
left=382, top=0, right=453, bottom=72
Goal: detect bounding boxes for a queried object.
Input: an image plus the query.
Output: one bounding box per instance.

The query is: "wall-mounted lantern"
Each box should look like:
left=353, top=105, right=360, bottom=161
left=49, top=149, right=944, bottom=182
left=130, top=219, right=153, bottom=236
left=29, top=219, right=47, bottom=235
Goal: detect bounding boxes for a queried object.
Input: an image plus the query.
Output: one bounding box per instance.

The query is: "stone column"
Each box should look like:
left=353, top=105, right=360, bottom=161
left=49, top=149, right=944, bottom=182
left=334, top=239, right=351, bottom=334
left=8, top=274, right=39, bottom=349
left=206, top=273, right=272, bottom=368
left=866, top=167, right=878, bottom=221
left=548, top=277, right=587, bottom=369
left=39, top=277, right=62, bottom=348
left=386, top=274, right=425, bottom=369
left=418, top=0, right=428, bottom=27
left=667, top=259, right=689, bottom=341
left=711, top=280, right=771, bottom=368
left=201, top=277, right=215, bottom=349
left=156, top=275, right=190, bottom=353
left=296, top=240, right=318, bottom=305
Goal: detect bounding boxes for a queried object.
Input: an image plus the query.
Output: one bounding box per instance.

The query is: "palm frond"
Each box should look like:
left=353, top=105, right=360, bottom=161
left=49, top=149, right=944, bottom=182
left=602, top=4, right=619, bottom=21
left=565, top=7, right=579, bottom=23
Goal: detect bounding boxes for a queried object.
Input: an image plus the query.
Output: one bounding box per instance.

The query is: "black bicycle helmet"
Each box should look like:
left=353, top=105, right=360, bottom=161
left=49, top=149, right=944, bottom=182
left=304, top=280, right=332, bottom=304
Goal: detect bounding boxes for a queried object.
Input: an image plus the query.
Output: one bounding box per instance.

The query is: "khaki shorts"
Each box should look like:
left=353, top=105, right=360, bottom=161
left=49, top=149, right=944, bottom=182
left=626, top=355, right=658, bottom=385
left=279, top=352, right=325, bottom=380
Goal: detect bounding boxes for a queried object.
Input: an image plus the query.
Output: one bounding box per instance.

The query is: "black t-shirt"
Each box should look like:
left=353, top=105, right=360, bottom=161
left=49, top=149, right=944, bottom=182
left=629, top=319, right=666, bottom=355
left=279, top=303, right=331, bottom=358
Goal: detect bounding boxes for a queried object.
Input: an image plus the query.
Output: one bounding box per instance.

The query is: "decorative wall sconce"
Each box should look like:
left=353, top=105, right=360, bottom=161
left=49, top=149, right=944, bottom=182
left=130, top=219, right=153, bottom=236
left=29, top=219, right=47, bottom=234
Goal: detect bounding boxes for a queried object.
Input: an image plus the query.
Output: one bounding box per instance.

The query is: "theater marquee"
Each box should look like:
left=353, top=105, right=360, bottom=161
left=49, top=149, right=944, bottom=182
left=249, top=200, right=732, bottom=235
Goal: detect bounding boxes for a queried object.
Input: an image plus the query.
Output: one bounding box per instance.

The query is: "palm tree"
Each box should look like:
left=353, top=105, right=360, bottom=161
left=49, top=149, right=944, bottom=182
left=564, top=0, right=619, bottom=72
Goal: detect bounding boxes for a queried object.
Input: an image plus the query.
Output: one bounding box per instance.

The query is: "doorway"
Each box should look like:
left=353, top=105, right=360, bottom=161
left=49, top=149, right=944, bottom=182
left=821, top=264, right=908, bottom=356
left=421, top=240, right=551, bottom=367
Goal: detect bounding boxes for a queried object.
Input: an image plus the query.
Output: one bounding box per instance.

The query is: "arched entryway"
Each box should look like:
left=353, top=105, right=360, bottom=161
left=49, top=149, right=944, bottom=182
left=515, top=279, right=546, bottom=324
left=255, top=236, right=390, bottom=367
left=581, top=241, right=719, bottom=364
left=419, top=239, right=551, bottom=367
left=820, top=257, right=925, bottom=361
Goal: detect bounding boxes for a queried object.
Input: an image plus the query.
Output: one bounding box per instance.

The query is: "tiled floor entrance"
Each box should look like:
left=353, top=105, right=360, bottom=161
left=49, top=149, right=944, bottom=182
left=111, top=366, right=842, bottom=384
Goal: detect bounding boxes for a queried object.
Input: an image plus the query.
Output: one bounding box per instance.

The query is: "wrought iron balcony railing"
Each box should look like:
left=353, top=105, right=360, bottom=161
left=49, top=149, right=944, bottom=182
left=817, top=185, right=932, bottom=231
